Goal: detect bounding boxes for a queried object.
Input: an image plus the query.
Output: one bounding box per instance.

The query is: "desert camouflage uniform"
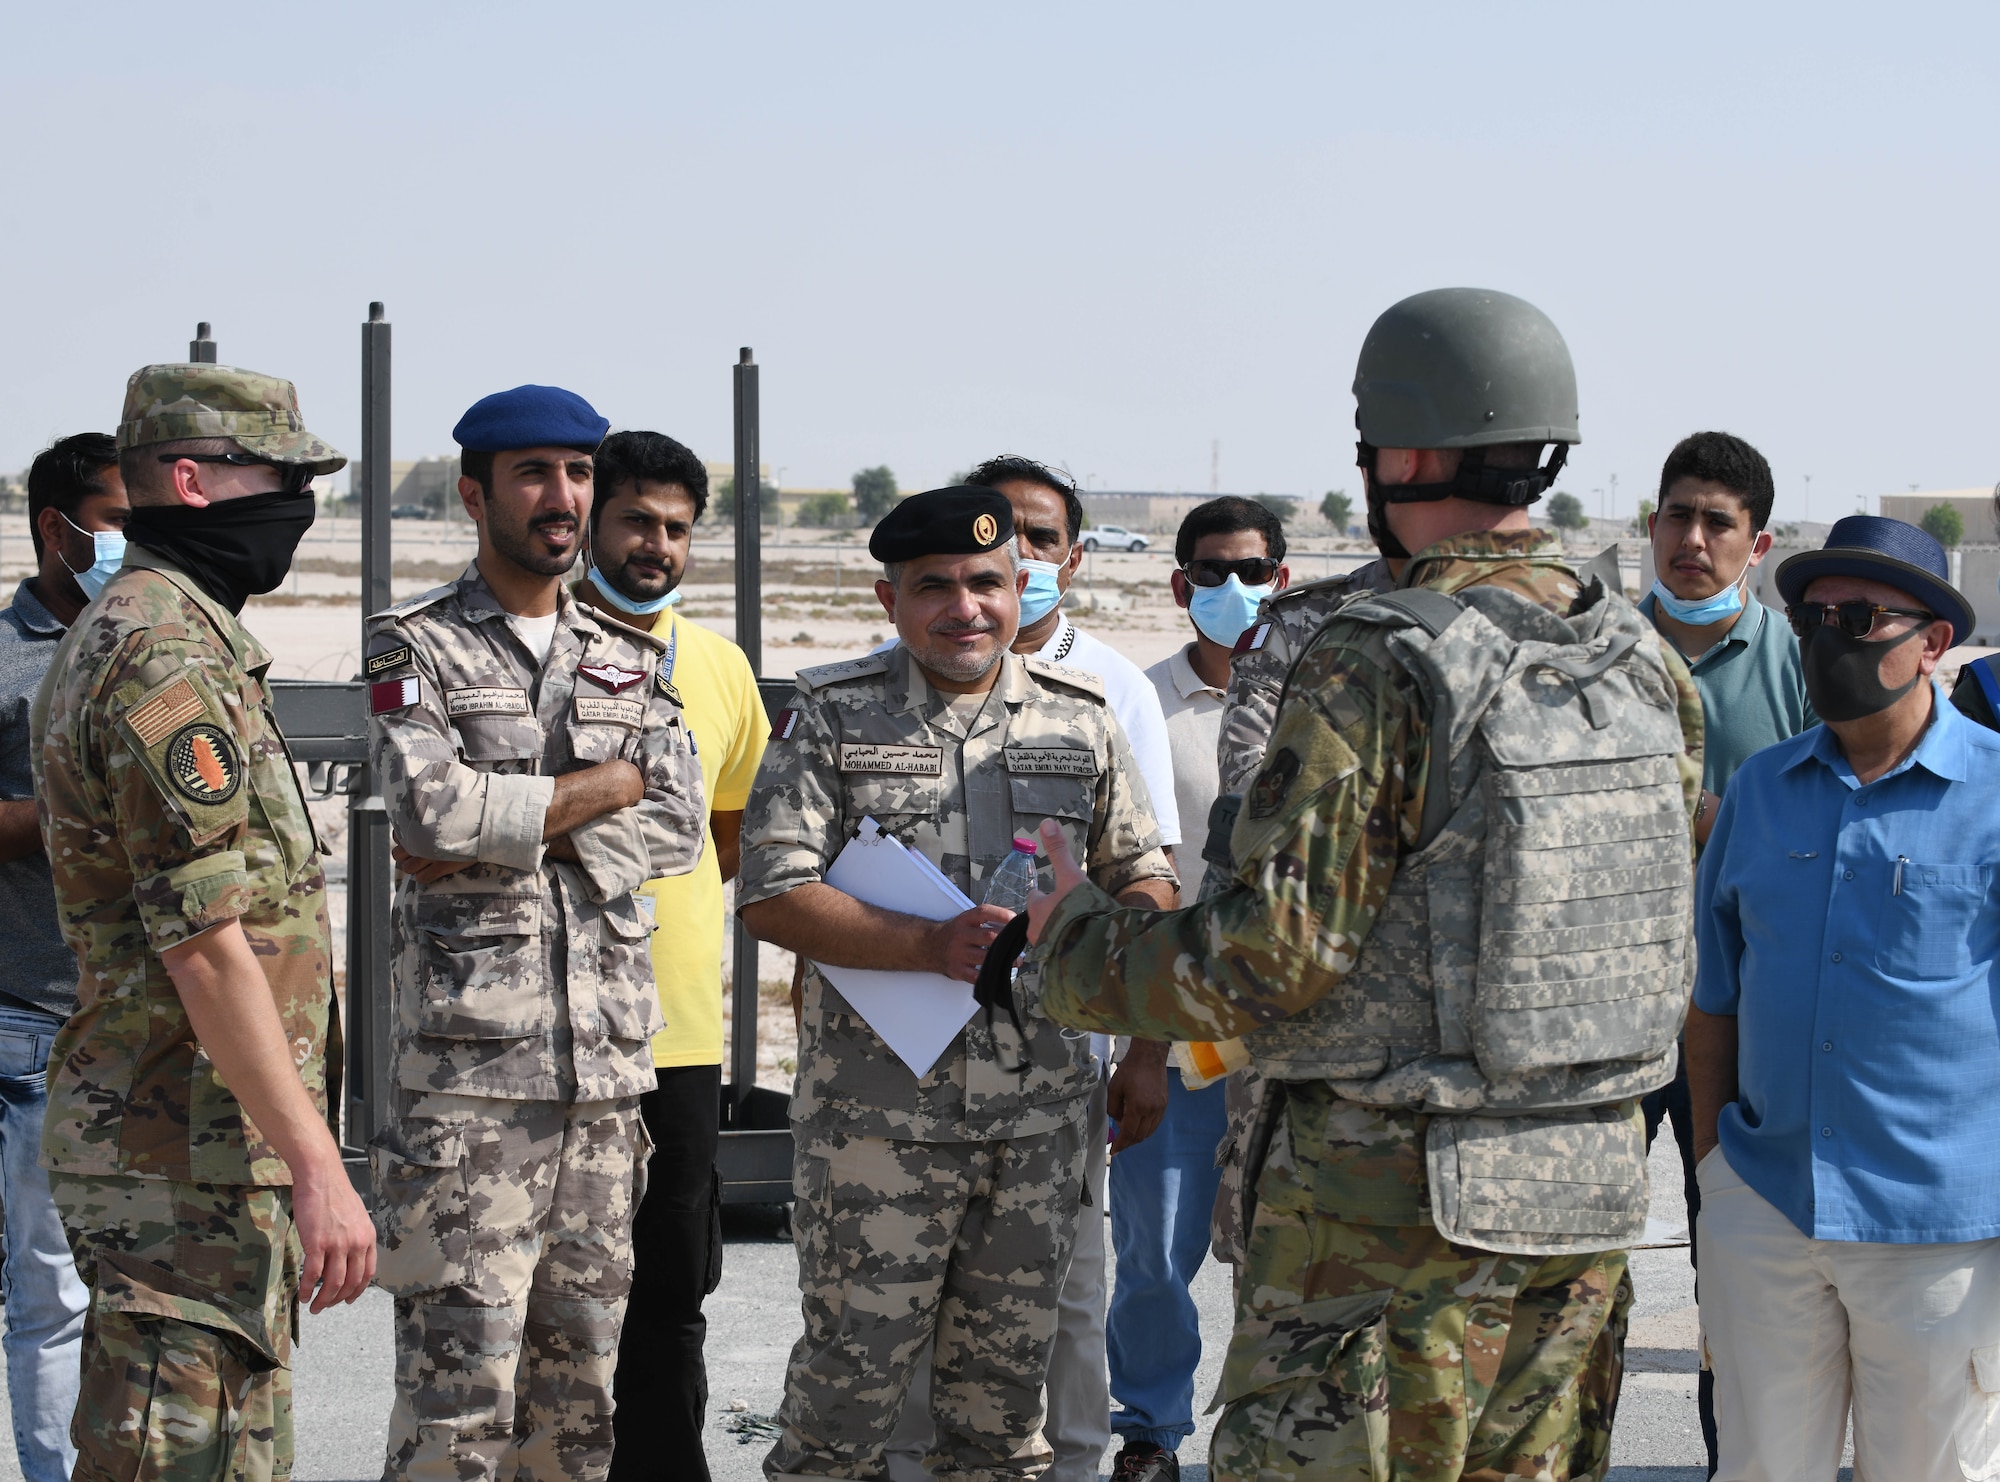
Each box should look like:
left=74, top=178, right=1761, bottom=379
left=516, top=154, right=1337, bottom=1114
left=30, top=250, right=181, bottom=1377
left=32, top=546, right=336, bottom=1482
left=1032, top=530, right=1703, bottom=1481
left=739, top=645, right=1175, bottom=1482
left=1203, top=558, right=1399, bottom=1268
left=366, top=566, right=704, bottom=1482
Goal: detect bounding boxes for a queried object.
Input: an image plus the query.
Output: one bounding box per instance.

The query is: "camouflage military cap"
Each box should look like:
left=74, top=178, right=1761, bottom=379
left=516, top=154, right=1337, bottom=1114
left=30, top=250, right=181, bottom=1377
left=118, top=363, right=347, bottom=473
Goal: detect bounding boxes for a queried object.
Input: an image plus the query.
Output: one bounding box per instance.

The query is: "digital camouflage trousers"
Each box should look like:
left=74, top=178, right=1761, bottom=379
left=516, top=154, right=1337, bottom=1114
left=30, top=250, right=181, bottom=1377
left=50, top=1173, right=301, bottom=1482
left=766, top=1118, right=1087, bottom=1482
left=1213, top=1170, right=1631, bottom=1480
left=371, top=1093, right=647, bottom=1482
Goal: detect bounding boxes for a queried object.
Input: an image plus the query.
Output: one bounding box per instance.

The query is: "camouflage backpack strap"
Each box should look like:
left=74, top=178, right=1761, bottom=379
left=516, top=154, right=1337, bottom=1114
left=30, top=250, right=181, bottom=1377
left=1348, top=588, right=1468, bottom=849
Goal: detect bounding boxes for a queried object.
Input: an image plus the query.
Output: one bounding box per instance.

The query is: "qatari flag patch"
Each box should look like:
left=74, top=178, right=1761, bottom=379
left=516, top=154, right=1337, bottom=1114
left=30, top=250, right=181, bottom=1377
left=1233, top=622, right=1272, bottom=656
left=371, top=677, right=420, bottom=714
left=770, top=708, right=801, bottom=741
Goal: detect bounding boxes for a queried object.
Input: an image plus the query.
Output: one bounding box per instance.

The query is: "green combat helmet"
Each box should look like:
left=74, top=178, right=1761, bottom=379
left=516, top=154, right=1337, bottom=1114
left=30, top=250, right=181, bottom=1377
left=117, top=363, right=347, bottom=474
left=1352, top=287, right=1578, bottom=553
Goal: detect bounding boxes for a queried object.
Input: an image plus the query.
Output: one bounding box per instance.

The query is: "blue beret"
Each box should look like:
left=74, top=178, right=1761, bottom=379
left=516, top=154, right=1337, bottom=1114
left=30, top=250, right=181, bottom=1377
left=452, top=384, right=609, bottom=454
left=869, top=487, right=1015, bottom=563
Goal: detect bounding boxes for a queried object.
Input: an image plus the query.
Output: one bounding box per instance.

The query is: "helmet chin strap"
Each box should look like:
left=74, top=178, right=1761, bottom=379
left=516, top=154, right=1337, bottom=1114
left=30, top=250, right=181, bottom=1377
left=1362, top=470, right=1412, bottom=560
left=1355, top=441, right=1569, bottom=508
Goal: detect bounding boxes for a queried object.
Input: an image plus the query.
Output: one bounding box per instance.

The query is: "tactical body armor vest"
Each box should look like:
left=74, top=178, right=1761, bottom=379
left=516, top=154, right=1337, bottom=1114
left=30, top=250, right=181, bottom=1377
left=1245, top=580, right=1692, bottom=1254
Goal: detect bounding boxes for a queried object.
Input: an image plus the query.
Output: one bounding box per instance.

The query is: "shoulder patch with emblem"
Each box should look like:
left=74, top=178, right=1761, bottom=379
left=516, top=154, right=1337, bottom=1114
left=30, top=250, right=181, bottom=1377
left=656, top=670, right=683, bottom=706
left=578, top=661, right=647, bottom=694
left=771, top=708, right=802, bottom=741
left=1246, top=747, right=1300, bottom=819
left=127, top=678, right=207, bottom=747
left=366, top=644, right=414, bottom=677
left=1233, top=622, right=1272, bottom=657
left=165, top=723, right=241, bottom=806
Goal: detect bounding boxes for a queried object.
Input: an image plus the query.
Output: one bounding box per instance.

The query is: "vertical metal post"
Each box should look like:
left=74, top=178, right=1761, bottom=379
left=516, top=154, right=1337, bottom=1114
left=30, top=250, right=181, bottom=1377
left=346, top=301, right=394, bottom=1152
left=729, top=348, right=762, bottom=1120
left=189, top=322, right=216, bottom=363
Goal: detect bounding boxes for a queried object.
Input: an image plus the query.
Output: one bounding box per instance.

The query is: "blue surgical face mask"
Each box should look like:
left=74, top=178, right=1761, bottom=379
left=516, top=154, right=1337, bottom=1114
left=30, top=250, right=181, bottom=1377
left=61, top=514, right=126, bottom=602
left=1649, top=553, right=1750, bottom=627
left=1018, top=557, right=1065, bottom=626
left=587, top=564, right=681, bottom=616
left=1187, top=573, right=1274, bottom=647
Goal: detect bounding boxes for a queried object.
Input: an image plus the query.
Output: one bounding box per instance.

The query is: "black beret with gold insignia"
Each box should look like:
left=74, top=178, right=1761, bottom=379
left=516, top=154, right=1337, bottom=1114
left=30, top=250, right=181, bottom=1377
left=868, top=486, right=1015, bottom=564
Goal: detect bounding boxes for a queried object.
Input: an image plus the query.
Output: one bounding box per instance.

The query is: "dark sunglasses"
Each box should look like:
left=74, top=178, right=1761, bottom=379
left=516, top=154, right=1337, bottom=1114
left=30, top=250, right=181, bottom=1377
left=157, top=451, right=313, bottom=496
left=1181, top=556, right=1279, bottom=588
left=1786, top=600, right=1934, bottom=640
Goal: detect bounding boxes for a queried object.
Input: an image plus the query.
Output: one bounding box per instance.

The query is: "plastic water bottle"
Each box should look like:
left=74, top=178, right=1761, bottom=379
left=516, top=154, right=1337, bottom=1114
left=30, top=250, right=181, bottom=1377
left=981, top=835, right=1039, bottom=913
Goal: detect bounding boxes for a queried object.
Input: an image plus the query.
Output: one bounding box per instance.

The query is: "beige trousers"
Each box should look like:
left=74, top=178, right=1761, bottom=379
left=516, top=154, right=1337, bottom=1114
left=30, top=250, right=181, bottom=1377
left=1697, top=1148, right=2000, bottom=1482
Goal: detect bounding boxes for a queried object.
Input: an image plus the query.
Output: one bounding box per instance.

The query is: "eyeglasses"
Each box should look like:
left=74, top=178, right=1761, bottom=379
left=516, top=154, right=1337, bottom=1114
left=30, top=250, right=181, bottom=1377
left=157, top=452, right=313, bottom=495
left=1786, top=600, right=1935, bottom=640
left=1181, top=556, right=1280, bottom=588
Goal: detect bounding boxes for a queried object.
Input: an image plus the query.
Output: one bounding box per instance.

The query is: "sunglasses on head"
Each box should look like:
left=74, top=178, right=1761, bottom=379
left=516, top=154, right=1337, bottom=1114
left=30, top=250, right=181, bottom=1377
left=1181, top=556, right=1279, bottom=588
left=157, top=452, right=314, bottom=496
left=1785, top=600, right=1935, bottom=640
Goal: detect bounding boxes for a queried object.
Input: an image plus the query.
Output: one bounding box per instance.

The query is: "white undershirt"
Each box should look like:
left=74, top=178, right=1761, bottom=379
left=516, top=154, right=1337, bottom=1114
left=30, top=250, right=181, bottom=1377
left=507, top=612, right=559, bottom=664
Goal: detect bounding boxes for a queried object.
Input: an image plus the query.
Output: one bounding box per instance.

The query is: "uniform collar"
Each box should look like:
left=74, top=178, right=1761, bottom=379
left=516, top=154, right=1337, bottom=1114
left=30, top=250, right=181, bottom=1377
left=121, top=545, right=273, bottom=677
left=1404, top=526, right=1563, bottom=577
left=887, top=644, right=1024, bottom=731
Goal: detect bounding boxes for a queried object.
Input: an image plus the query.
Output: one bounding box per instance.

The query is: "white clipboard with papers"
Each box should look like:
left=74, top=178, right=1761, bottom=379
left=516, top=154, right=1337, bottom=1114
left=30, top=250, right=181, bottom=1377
left=815, top=818, right=980, bottom=1079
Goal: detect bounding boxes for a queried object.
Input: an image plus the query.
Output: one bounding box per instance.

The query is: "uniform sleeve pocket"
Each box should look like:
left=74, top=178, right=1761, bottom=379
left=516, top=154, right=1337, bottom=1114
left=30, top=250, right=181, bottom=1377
left=1210, top=1290, right=1392, bottom=1475
left=415, top=893, right=549, bottom=1039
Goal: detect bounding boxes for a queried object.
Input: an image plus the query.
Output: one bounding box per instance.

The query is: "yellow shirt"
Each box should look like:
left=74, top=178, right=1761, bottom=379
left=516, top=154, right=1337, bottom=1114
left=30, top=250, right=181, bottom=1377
left=635, top=608, right=768, bottom=1067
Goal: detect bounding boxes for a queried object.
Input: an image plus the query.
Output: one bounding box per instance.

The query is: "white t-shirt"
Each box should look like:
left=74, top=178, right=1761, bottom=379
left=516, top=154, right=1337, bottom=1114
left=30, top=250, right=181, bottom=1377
left=1035, top=618, right=1181, bottom=847
left=507, top=611, right=558, bottom=664
left=1143, top=642, right=1226, bottom=878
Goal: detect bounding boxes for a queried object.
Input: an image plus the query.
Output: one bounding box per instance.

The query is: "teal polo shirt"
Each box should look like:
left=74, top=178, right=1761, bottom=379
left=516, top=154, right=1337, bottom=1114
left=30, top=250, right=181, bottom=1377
left=1639, top=591, right=1818, bottom=794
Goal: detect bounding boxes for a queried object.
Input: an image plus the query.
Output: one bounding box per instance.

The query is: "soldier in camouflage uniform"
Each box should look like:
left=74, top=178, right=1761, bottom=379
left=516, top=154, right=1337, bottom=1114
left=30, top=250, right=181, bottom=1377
left=365, top=386, right=705, bottom=1482
left=1025, top=289, right=1707, bottom=1482
left=32, top=364, right=376, bottom=1482
left=737, top=488, right=1179, bottom=1481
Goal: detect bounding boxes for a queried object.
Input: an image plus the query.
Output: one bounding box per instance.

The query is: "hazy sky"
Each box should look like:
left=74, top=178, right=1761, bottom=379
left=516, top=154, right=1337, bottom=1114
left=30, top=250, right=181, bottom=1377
left=5, top=3, right=1997, bottom=523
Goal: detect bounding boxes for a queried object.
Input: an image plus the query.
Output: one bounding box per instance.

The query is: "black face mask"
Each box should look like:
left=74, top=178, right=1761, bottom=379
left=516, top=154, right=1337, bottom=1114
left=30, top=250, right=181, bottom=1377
left=126, top=489, right=318, bottom=614
left=1801, top=620, right=1929, bottom=722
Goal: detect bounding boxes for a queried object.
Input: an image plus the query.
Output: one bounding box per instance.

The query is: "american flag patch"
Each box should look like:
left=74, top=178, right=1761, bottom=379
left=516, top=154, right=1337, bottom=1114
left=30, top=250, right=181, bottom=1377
left=770, top=708, right=801, bottom=741
left=371, top=677, right=420, bottom=714
left=1233, top=622, right=1272, bottom=656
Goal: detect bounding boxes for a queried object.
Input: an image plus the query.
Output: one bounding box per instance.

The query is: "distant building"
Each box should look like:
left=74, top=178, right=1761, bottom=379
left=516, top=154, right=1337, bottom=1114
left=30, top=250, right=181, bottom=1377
left=1878, top=488, right=1998, bottom=544
left=1080, top=492, right=1305, bottom=533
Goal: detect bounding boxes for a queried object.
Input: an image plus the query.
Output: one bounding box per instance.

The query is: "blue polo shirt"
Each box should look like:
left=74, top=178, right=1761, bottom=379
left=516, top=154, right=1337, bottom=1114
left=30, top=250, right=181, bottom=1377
left=0, top=580, right=79, bottom=1018
left=1694, top=688, right=2000, bottom=1243
left=1639, top=592, right=1816, bottom=795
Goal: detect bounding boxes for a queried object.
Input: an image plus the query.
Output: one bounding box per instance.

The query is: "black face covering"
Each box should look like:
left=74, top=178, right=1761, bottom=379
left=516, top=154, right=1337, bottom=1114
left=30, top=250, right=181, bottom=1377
left=1801, top=620, right=1930, bottom=722
left=126, top=489, right=318, bottom=614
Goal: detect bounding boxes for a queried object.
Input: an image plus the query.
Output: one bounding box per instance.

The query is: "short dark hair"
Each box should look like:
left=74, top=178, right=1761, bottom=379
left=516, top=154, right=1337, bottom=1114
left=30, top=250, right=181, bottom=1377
left=30, top=433, right=119, bottom=560
left=966, top=455, right=1083, bottom=545
left=591, top=430, right=709, bottom=528
left=1174, top=496, right=1287, bottom=566
left=460, top=447, right=494, bottom=496
left=1657, top=431, right=1775, bottom=532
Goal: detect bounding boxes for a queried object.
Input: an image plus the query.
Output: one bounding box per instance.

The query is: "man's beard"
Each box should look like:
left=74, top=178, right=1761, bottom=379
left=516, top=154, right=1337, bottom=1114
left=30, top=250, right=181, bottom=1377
left=489, top=505, right=581, bottom=577
left=608, top=548, right=679, bottom=602
left=909, top=621, right=1004, bottom=683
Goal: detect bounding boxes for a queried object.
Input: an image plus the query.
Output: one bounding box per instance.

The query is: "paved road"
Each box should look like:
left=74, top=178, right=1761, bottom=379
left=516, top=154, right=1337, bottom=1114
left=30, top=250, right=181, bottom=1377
left=0, top=1135, right=1749, bottom=1481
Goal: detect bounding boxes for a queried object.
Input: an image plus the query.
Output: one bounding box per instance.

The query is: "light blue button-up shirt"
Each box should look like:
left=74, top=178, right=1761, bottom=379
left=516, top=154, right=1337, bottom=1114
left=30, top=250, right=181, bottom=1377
left=1694, top=685, right=2000, bottom=1243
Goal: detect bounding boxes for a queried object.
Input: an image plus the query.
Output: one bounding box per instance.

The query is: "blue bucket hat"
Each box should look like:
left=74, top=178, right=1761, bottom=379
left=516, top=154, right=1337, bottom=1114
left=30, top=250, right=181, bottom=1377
left=1774, top=514, right=1973, bottom=647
